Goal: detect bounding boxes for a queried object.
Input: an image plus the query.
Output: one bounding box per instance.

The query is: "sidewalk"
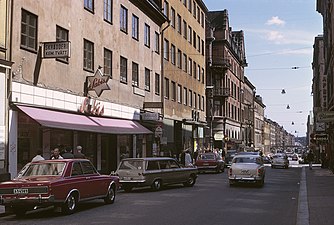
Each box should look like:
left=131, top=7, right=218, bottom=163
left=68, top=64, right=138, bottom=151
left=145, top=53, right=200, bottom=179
left=306, top=166, right=334, bottom=225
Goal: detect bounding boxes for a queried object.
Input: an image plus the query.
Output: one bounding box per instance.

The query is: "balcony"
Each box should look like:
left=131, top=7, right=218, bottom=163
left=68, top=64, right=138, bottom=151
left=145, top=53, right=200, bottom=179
left=210, top=57, right=231, bottom=69
left=213, top=87, right=230, bottom=98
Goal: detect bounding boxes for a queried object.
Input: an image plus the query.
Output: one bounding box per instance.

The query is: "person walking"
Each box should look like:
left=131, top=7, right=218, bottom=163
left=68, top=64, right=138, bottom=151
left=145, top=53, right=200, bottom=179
left=185, top=150, right=193, bottom=167
left=62, top=146, right=74, bottom=159
left=31, top=149, right=45, bottom=162
left=307, top=150, right=315, bottom=170
left=74, top=145, right=86, bottom=159
left=51, top=147, right=63, bottom=160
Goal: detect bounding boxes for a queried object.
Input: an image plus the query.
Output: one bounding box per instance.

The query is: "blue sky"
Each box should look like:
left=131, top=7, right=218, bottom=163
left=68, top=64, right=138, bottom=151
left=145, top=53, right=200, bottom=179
left=204, top=0, right=323, bottom=137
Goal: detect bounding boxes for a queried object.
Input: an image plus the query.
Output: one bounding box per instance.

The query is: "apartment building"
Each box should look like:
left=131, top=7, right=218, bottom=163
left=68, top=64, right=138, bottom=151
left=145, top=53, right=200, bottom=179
left=254, top=95, right=265, bottom=152
left=6, top=0, right=167, bottom=177
left=242, top=76, right=255, bottom=148
left=161, top=0, right=207, bottom=156
left=206, top=10, right=247, bottom=152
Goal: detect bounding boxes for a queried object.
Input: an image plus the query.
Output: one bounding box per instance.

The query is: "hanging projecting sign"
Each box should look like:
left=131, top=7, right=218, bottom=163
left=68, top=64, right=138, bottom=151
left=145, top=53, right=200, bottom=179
left=87, top=68, right=111, bottom=97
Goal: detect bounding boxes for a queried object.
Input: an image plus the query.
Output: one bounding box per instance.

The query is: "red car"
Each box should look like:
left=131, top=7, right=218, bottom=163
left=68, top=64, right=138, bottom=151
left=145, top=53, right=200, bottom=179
left=195, top=152, right=225, bottom=173
left=0, top=159, right=119, bottom=216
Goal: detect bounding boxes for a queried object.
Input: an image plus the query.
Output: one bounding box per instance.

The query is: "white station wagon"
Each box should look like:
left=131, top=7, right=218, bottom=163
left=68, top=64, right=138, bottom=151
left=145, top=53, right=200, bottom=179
left=228, top=154, right=265, bottom=187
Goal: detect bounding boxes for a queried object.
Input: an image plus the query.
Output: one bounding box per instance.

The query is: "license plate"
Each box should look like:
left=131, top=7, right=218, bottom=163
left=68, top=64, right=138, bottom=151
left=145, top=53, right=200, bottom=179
left=13, top=188, right=28, bottom=194
left=241, top=170, right=250, bottom=175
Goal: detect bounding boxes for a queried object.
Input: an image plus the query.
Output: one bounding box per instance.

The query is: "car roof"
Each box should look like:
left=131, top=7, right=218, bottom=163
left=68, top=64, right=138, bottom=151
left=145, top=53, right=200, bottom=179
left=30, top=159, right=90, bottom=164
left=233, top=154, right=261, bottom=158
left=121, top=157, right=175, bottom=161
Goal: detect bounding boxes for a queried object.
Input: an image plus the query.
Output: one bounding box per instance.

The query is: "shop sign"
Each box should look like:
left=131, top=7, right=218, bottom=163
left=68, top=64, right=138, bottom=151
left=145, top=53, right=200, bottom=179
left=87, top=69, right=111, bottom=97
left=43, top=41, right=70, bottom=58
left=79, top=97, right=104, bottom=116
left=155, top=125, right=163, bottom=138
left=142, top=112, right=159, bottom=121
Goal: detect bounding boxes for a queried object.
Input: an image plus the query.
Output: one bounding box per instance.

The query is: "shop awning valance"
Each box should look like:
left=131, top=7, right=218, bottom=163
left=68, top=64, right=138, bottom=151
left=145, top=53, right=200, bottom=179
left=17, top=105, right=152, bottom=135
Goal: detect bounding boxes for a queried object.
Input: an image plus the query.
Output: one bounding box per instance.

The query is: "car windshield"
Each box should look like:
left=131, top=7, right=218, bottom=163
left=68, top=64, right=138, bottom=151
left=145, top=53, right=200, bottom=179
left=119, top=160, right=143, bottom=170
left=23, top=162, right=66, bottom=176
left=199, top=154, right=215, bottom=160
left=233, top=157, right=260, bottom=164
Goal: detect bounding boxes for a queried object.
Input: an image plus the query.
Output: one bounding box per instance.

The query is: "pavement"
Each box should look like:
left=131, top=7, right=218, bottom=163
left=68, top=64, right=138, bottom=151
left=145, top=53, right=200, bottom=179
left=1, top=165, right=334, bottom=224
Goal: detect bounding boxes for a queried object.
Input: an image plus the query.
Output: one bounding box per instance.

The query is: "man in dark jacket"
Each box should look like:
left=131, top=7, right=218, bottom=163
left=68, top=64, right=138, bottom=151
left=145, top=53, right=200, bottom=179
left=74, top=145, right=86, bottom=159
left=62, top=146, right=74, bottom=159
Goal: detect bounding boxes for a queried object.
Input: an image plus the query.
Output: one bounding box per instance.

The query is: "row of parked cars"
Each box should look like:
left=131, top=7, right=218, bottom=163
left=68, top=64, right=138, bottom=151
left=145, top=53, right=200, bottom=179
left=0, top=151, right=289, bottom=217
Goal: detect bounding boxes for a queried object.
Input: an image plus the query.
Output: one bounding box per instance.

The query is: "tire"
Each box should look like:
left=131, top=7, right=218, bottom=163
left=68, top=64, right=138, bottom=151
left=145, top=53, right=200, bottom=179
left=62, top=193, right=78, bottom=215
left=183, top=175, right=196, bottom=187
left=151, top=179, right=162, bottom=191
left=104, top=185, right=116, bottom=204
left=13, top=207, right=27, bottom=217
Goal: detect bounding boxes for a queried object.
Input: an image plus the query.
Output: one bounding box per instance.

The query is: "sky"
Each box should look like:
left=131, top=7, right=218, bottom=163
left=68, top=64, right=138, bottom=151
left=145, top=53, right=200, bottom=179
left=203, top=0, right=323, bottom=137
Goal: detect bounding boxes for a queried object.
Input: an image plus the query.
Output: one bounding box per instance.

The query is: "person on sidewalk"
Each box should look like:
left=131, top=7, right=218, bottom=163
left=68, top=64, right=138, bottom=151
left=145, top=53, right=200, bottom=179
left=31, top=149, right=45, bottom=162
left=74, top=145, right=86, bottom=159
left=62, top=146, right=74, bottom=159
left=307, top=150, right=315, bottom=170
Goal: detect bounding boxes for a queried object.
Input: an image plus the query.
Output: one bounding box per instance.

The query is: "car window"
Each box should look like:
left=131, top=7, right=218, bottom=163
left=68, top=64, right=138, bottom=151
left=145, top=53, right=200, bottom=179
left=159, top=160, right=170, bottom=169
left=233, top=157, right=258, bottom=164
left=119, top=160, right=143, bottom=170
left=71, top=162, right=83, bottom=176
left=146, top=161, right=159, bottom=170
left=24, top=162, right=66, bottom=176
left=81, top=161, right=98, bottom=175
left=169, top=160, right=180, bottom=168
left=199, top=154, right=215, bottom=160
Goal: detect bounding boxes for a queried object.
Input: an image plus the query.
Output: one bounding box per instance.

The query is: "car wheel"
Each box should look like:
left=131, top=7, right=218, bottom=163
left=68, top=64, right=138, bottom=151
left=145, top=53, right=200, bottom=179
left=13, top=207, right=27, bottom=217
left=183, top=175, right=196, bottom=187
left=62, top=193, right=78, bottom=215
left=151, top=179, right=162, bottom=191
left=104, top=185, right=116, bottom=204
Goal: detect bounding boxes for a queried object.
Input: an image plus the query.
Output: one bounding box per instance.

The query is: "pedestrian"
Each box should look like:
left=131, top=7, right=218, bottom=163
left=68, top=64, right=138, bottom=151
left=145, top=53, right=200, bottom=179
left=185, top=150, right=193, bottom=167
left=180, top=150, right=186, bottom=166
left=307, top=150, right=315, bottom=170
left=74, top=145, right=86, bottom=159
left=62, top=146, right=74, bottom=159
left=31, top=149, right=45, bottom=162
left=320, top=150, right=327, bottom=168
left=51, top=147, right=63, bottom=160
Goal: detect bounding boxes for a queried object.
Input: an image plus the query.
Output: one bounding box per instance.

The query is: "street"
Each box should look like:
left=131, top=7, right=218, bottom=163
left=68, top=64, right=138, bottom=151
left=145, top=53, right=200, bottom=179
left=1, top=164, right=327, bottom=225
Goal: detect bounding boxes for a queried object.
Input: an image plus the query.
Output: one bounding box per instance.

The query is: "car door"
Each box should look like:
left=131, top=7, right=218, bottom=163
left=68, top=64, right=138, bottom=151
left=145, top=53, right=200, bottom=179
left=168, top=159, right=186, bottom=183
left=80, top=161, right=106, bottom=198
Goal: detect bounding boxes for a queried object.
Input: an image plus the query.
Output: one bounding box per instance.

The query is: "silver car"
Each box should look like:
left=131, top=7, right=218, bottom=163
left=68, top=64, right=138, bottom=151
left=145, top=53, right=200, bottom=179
left=116, top=157, right=198, bottom=192
left=228, top=154, right=265, bottom=187
left=271, top=153, right=289, bottom=169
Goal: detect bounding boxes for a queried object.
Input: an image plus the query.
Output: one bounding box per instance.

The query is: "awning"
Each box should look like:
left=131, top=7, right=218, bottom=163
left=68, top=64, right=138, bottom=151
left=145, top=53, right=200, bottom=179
left=17, top=105, right=152, bottom=134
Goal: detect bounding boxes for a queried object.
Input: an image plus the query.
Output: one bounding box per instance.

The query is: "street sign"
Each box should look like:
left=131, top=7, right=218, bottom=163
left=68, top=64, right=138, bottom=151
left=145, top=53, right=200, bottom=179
left=316, top=122, right=326, bottom=132
left=315, top=133, right=329, bottom=143
left=317, top=111, right=334, bottom=122
left=214, top=132, right=224, bottom=141
left=155, top=126, right=163, bottom=138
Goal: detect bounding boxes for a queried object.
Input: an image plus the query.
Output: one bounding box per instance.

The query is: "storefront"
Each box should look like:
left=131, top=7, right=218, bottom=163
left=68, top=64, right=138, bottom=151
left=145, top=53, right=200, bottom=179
left=8, top=104, right=152, bottom=178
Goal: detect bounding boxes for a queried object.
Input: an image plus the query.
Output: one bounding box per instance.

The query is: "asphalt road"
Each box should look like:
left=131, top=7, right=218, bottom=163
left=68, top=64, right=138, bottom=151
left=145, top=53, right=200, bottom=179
left=0, top=166, right=302, bottom=225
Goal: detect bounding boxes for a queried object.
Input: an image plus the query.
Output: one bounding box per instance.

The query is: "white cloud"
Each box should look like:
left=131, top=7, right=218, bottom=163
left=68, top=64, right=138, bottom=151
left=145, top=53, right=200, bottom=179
left=266, top=16, right=285, bottom=26
left=266, top=31, right=284, bottom=43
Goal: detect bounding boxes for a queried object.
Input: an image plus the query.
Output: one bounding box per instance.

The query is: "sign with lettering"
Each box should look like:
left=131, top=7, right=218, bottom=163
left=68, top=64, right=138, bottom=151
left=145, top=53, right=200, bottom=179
left=79, top=97, right=104, bottom=116
left=87, top=68, right=110, bottom=97
left=43, top=41, right=70, bottom=58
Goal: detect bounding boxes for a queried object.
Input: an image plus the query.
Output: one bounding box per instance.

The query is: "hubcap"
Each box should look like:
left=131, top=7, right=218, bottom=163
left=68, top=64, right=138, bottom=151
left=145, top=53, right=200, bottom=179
left=67, top=196, right=76, bottom=210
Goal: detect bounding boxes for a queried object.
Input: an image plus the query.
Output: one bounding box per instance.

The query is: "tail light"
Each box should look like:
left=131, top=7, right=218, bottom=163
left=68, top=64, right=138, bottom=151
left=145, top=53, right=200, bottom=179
left=257, top=168, right=264, bottom=176
left=229, top=168, right=232, bottom=176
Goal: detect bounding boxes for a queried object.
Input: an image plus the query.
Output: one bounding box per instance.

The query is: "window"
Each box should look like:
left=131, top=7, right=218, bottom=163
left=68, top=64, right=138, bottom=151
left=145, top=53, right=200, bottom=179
left=145, top=68, right=150, bottom=91
left=104, top=0, right=112, bottom=23
left=84, top=0, right=94, bottom=12
left=183, top=87, right=187, bottom=105
left=56, top=25, right=69, bottom=63
left=120, top=56, right=127, bottom=83
left=193, top=30, right=196, bottom=48
left=202, top=96, right=205, bottom=110
left=83, top=39, right=94, bottom=71
left=193, top=61, right=196, bottom=78
left=189, top=90, right=192, bottom=107
left=144, top=23, right=150, bottom=47
left=164, top=78, right=169, bottom=99
left=21, top=9, right=37, bottom=52
left=183, top=0, right=187, bottom=7
left=197, top=6, right=200, bottom=23
left=104, top=48, right=112, bottom=77
left=155, top=32, right=160, bottom=53
left=177, top=49, right=182, bottom=69
left=198, top=94, right=201, bottom=110
left=163, top=1, right=169, bottom=18
left=171, top=44, right=176, bottom=65
left=164, top=39, right=169, bottom=60
left=132, top=62, right=139, bottom=87
left=183, top=20, right=187, bottom=39
left=201, top=11, right=204, bottom=27
left=183, top=53, right=187, bottom=72
left=177, top=84, right=182, bottom=103
left=188, top=58, right=192, bottom=76
left=202, top=68, right=205, bottom=84
left=132, top=15, right=139, bottom=40
left=193, top=1, right=196, bottom=17
left=188, top=0, right=192, bottom=12
left=81, top=161, right=98, bottom=174
left=177, top=14, right=182, bottom=34
left=171, top=81, right=176, bottom=101
left=197, top=35, right=200, bottom=52
left=155, top=73, right=160, bottom=95
left=120, top=5, right=128, bottom=33
left=170, top=8, right=175, bottom=28
left=201, top=39, right=204, bottom=55
left=197, top=65, right=200, bottom=81
left=188, top=26, right=192, bottom=44
left=194, top=92, right=197, bottom=109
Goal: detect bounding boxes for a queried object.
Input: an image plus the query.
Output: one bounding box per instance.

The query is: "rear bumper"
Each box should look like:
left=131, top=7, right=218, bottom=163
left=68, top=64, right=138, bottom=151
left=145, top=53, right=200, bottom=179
left=229, top=176, right=263, bottom=183
left=0, top=195, right=55, bottom=206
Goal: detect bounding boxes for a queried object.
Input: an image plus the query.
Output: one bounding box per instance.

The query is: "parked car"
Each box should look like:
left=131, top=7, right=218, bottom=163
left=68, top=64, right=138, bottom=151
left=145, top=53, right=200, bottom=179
left=228, top=154, right=265, bottom=187
left=271, top=153, right=289, bottom=169
left=291, top=154, right=299, bottom=161
left=225, top=149, right=238, bottom=167
left=0, top=159, right=119, bottom=216
left=116, top=157, right=198, bottom=192
left=195, top=152, right=225, bottom=173
left=262, top=156, right=272, bottom=164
